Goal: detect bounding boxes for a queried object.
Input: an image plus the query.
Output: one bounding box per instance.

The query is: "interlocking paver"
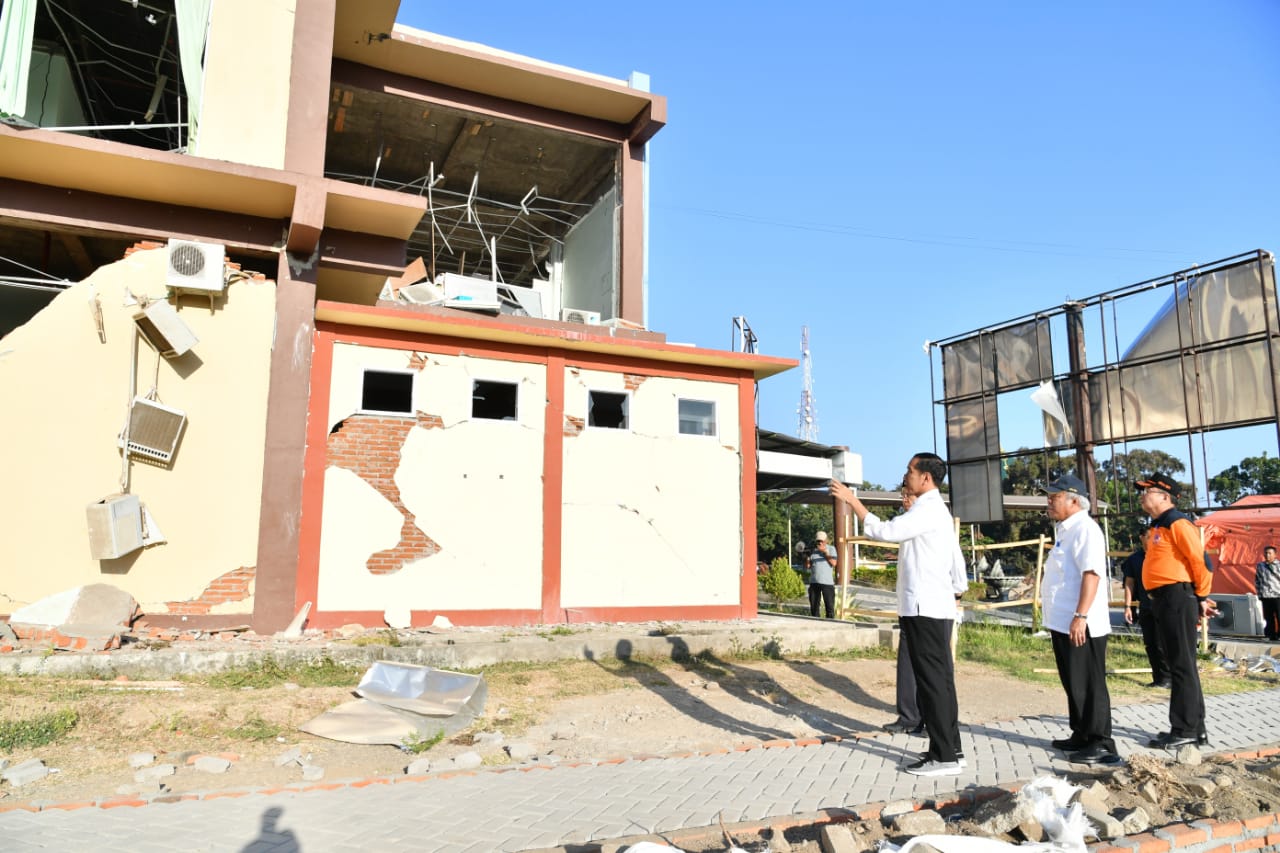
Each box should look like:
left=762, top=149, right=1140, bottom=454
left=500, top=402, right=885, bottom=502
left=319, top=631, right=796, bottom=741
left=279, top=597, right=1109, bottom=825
left=3, top=688, right=1278, bottom=852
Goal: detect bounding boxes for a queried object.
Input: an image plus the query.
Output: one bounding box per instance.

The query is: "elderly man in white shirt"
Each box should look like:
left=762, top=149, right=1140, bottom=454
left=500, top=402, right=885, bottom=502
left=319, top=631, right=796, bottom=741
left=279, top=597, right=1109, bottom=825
left=831, top=452, right=968, bottom=777
left=1042, top=473, right=1118, bottom=766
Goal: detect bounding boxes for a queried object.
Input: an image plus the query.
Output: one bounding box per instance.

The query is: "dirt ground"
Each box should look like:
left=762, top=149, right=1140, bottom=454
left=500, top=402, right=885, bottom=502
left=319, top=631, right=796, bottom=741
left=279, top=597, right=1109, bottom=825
left=3, top=654, right=1280, bottom=852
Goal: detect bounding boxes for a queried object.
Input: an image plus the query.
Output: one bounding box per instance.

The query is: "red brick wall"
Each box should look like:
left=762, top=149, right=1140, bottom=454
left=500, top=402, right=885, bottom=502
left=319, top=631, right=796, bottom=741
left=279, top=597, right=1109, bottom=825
left=166, top=566, right=256, bottom=615
left=326, top=412, right=442, bottom=574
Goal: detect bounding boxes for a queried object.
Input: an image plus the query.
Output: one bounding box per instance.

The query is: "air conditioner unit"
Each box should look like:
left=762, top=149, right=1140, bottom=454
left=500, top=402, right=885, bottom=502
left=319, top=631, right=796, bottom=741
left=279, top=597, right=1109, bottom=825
left=86, top=494, right=144, bottom=559
left=133, top=299, right=198, bottom=357
left=118, top=397, right=187, bottom=464
left=439, top=273, right=499, bottom=310
left=1209, top=593, right=1264, bottom=636
left=560, top=307, right=601, bottom=325
left=166, top=239, right=226, bottom=293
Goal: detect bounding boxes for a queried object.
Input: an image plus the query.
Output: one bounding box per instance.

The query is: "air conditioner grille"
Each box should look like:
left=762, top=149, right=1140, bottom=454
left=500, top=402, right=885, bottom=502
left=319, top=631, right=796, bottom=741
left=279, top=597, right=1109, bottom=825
left=120, top=397, right=187, bottom=464
left=170, top=242, right=207, bottom=278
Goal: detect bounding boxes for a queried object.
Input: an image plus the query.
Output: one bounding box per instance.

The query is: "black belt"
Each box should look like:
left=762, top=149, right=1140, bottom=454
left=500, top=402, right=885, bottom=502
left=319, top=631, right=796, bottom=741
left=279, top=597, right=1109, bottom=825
left=1147, top=582, right=1192, bottom=597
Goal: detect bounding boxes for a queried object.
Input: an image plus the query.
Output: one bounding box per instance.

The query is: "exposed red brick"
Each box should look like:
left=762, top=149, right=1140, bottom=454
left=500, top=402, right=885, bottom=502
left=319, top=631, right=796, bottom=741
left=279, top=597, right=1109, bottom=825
left=97, top=797, right=147, bottom=809
left=1234, top=837, right=1266, bottom=851
left=43, top=801, right=96, bottom=811
left=1243, top=814, right=1276, bottom=830
left=623, top=373, right=646, bottom=391
left=1210, top=820, right=1245, bottom=838
left=165, top=566, right=255, bottom=615
left=761, top=739, right=791, bottom=749
left=564, top=414, right=584, bottom=437
left=1126, top=833, right=1170, bottom=853
left=1159, top=824, right=1207, bottom=846
left=326, top=414, right=443, bottom=574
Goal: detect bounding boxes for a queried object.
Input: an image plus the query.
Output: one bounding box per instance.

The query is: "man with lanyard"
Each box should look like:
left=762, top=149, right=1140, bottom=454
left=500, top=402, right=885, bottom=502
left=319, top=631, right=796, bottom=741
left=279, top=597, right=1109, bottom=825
left=1041, top=474, right=1119, bottom=765
left=831, top=452, right=967, bottom=777
left=1135, top=473, right=1215, bottom=749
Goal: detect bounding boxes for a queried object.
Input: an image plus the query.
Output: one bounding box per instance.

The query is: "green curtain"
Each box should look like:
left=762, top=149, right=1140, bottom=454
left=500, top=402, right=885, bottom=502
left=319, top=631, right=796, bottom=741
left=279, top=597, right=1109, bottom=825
left=175, top=0, right=213, bottom=149
left=0, top=0, right=38, bottom=117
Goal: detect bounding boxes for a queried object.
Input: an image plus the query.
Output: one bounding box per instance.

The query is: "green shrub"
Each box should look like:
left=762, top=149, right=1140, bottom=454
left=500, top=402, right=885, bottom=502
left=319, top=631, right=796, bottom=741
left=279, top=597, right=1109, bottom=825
left=0, top=708, right=78, bottom=750
left=759, top=556, right=806, bottom=601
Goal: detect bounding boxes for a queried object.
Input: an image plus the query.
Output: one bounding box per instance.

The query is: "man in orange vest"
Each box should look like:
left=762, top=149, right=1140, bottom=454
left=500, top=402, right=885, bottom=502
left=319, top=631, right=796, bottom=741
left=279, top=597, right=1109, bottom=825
left=1135, top=473, right=1215, bottom=749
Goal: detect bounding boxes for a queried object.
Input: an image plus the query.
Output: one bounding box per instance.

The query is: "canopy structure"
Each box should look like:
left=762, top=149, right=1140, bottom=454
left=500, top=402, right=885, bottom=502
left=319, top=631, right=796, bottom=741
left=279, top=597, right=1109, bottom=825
left=1197, top=495, right=1280, bottom=595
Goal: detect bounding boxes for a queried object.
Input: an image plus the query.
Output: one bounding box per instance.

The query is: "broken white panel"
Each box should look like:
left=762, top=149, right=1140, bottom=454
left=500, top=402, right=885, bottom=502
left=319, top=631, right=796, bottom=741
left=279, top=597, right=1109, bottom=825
left=757, top=450, right=833, bottom=482
left=1029, top=380, right=1073, bottom=446
left=355, top=661, right=487, bottom=717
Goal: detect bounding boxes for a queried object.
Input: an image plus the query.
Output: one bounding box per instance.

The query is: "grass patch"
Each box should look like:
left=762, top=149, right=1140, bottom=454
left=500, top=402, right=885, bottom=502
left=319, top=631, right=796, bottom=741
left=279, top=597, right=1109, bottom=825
left=348, top=630, right=402, bottom=647
left=202, top=656, right=362, bottom=689
left=536, top=626, right=575, bottom=639
left=401, top=729, right=446, bottom=754
left=226, top=713, right=284, bottom=742
left=0, top=708, right=78, bottom=750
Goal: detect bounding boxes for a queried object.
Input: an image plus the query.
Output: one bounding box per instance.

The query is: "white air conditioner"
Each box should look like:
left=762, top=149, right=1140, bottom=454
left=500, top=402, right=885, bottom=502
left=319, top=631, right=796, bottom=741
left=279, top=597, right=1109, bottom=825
left=118, top=397, right=187, bottom=464
left=560, top=307, right=601, bottom=325
left=133, top=300, right=198, bottom=358
left=86, top=494, right=144, bottom=560
left=166, top=239, right=226, bottom=293
left=1210, top=593, right=1264, bottom=636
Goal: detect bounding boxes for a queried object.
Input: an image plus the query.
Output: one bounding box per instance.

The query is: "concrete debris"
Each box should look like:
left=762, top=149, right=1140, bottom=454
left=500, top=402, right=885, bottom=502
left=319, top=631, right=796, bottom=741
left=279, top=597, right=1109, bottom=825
left=275, top=601, right=312, bottom=639
left=405, top=757, right=432, bottom=775
left=429, top=615, right=454, bottom=631
left=506, top=742, right=537, bottom=762
left=9, top=583, right=138, bottom=631
left=1174, top=744, right=1202, bottom=765
left=194, top=756, right=232, bottom=774
left=472, top=731, right=504, bottom=751
left=1115, top=806, right=1151, bottom=835
left=334, top=623, right=366, bottom=639
left=134, top=763, right=176, bottom=782
left=0, top=622, right=16, bottom=641
left=892, top=809, right=946, bottom=836
left=453, top=751, right=482, bottom=770
left=127, top=752, right=155, bottom=768
left=1080, top=803, right=1123, bottom=839
left=1184, top=777, right=1217, bottom=797
left=1211, top=771, right=1234, bottom=788
left=1188, top=800, right=1215, bottom=818
left=274, top=747, right=303, bottom=767
left=1016, top=817, right=1044, bottom=842
left=818, top=823, right=861, bottom=853
left=300, top=764, right=325, bottom=781
left=2, top=758, right=50, bottom=787
left=972, top=791, right=1033, bottom=836
left=1137, top=780, right=1161, bottom=802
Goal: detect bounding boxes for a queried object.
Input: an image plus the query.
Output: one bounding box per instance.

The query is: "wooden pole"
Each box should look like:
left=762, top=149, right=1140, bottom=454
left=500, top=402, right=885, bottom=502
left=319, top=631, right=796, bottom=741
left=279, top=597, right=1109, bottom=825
left=834, top=498, right=854, bottom=620
left=1033, top=534, right=1048, bottom=632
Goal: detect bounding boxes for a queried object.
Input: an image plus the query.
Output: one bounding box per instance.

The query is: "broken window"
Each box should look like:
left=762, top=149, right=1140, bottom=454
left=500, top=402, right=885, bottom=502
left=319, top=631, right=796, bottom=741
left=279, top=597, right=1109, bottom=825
left=587, top=390, right=628, bottom=430
left=471, top=380, right=518, bottom=421
left=361, top=370, right=413, bottom=414
left=677, top=399, right=716, bottom=437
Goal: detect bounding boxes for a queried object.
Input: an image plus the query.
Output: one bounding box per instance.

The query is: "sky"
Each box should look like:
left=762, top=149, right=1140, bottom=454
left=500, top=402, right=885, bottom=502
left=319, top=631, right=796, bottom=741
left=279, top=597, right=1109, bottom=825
left=399, top=1, right=1280, bottom=492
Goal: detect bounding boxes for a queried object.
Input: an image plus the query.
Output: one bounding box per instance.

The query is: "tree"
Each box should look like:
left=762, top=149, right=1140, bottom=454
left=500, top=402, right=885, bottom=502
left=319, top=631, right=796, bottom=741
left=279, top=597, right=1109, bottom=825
left=1210, top=452, right=1280, bottom=504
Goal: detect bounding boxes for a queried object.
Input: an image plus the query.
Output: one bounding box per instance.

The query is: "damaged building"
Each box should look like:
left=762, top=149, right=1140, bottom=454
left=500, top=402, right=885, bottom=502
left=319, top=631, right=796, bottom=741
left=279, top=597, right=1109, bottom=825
left=0, top=0, right=793, bottom=632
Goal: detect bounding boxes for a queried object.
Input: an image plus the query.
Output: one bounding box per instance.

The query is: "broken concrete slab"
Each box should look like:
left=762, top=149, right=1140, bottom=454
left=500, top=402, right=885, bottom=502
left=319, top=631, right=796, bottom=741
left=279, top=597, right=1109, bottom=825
left=300, top=764, right=324, bottom=781
left=1, top=758, right=49, bottom=787
left=194, top=756, right=232, bottom=774
left=127, top=752, right=155, bottom=769
left=10, top=583, right=138, bottom=631
left=274, top=747, right=303, bottom=767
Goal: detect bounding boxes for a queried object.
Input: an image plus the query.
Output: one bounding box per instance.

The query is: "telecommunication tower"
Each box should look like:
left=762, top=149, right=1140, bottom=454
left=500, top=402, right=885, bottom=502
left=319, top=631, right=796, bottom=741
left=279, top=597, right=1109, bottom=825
left=797, top=326, right=818, bottom=441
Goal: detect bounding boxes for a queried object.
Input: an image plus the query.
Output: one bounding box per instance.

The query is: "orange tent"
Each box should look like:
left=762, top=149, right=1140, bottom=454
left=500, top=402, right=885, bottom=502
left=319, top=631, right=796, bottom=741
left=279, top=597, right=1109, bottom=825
left=1195, top=495, right=1280, bottom=595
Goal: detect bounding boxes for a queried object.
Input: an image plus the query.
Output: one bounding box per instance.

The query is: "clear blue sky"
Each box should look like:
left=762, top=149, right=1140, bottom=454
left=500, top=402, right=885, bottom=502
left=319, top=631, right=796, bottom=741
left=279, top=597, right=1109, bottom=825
left=400, top=1, right=1280, bottom=490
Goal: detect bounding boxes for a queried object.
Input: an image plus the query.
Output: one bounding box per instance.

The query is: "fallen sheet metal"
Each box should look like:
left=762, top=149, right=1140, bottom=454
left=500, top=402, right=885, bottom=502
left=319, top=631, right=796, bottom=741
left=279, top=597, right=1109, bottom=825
left=299, top=662, right=487, bottom=745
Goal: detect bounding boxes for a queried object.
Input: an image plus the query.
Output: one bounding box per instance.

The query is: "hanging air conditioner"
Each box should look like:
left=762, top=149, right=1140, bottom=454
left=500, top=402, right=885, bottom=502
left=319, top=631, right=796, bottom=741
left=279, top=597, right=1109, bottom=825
left=560, top=307, right=601, bottom=325
left=86, top=494, right=144, bottom=560
left=118, top=397, right=187, bottom=464
left=166, top=239, right=226, bottom=293
left=1209, top=593, right=1264, bottom=636
left=133, top=299, right=197, bottom=357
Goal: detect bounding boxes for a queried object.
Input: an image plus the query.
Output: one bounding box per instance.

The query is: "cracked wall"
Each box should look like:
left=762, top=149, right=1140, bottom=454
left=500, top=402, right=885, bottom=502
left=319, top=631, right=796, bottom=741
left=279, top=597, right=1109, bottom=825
left=0, top=247, right=274, bottom=616
left=317, top=343, right=545, bottom=611
left=559, top=366, right=742, bottom=608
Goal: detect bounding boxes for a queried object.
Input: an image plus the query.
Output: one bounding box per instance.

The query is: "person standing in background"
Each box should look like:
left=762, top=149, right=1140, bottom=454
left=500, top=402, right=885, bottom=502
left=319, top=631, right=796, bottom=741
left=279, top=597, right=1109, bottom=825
left=805, top=531, right=836, bottom=619
left=1256, top=545, right=1280, bottom=642
left=1122, top=529, right=1170, bottom=688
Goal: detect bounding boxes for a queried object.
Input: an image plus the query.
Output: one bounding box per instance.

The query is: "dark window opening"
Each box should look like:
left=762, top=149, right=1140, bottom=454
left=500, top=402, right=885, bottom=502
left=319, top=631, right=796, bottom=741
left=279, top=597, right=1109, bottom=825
left=361, top=370, right=413, bottom=413
left=472, top=380, right=519, bottom=420
left=588, top=390, right=629, bottom=429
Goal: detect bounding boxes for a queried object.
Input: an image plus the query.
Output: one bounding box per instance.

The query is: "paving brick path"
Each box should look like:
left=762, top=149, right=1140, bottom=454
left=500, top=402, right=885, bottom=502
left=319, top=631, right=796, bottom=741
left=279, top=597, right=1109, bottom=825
left=3, top=688, right=1278, bottom=852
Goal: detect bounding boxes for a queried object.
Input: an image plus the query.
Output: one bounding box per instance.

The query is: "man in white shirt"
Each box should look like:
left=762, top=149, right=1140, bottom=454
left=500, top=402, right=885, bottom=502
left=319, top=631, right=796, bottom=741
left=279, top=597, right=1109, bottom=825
left=831, top=452, right=967, bottom=777
left=1042, top=473, right=1118, bottom=765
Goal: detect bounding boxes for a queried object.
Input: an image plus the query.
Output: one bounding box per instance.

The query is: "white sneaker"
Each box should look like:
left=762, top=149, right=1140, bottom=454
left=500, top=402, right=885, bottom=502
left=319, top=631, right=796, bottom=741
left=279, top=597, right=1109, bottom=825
left=903, top=757, right=962, bottom=776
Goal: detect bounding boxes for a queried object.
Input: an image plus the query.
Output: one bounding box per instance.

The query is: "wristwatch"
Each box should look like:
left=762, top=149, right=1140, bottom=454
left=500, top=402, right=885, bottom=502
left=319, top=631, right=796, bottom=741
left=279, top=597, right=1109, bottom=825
left=1072, top=613, right=1087, bottom=620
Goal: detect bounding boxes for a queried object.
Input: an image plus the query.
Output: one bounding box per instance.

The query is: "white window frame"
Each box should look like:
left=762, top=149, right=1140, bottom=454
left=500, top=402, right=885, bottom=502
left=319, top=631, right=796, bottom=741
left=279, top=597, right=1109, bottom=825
left=677, top=398, right=718, bottom=438
left=358, top=367, right=416, bottom=417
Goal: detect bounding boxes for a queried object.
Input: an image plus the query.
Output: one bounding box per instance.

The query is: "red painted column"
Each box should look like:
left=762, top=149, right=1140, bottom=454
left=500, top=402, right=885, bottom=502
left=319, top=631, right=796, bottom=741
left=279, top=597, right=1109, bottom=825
left=542, top=354, right=566, bottom=623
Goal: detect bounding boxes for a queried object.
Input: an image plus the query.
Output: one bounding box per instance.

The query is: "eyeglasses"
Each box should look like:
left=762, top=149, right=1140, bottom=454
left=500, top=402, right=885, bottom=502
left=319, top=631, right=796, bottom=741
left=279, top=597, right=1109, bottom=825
left=1141, top=488, right=1168, bottom=497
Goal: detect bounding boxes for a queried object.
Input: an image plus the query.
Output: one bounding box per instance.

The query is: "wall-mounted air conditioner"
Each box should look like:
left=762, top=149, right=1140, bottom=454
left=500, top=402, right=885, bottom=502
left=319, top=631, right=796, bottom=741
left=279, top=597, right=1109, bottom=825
left=561, top=307, right=601, bottom=325
left=1209, top=593, right=1264, bottom=636
left=118, top=397, right=187, bottom=464
left=166, top=239, right=226, bottom=293
left=133, top=300, right=197, bottom=357
left=86, top=494, right=144, bottom=559
left=439, top=273, right=499, bottom=310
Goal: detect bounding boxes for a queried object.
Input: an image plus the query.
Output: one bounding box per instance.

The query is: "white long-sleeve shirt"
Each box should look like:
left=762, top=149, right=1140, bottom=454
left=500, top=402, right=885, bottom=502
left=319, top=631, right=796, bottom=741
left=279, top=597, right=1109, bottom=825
left=862, top=488, right=966, bottom=619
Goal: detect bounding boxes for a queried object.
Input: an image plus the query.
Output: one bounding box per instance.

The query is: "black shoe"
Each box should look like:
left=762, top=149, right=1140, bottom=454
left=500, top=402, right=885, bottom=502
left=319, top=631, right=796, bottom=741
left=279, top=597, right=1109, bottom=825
left=1147, top=680, right=1172, bottom=688
left=907, top=723, right=927, bottom=737
left=883, top=720, right=923, bottom=735
left=1148, top=732, right=1196, bottom=749
left=1051, top=736, right=1089, bottom=751
left=1067, top=742, right=1122, bottom=765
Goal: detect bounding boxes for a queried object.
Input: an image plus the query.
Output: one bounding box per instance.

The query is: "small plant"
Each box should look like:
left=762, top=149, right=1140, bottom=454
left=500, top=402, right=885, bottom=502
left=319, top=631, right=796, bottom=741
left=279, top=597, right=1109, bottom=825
left=226, top=713, right=283, bottom=742
left=758, top=556, right=805, bottom=602
left=350, top=630, right=402, bottom=647
left=536, top=625, right=575, bottom=639
left=0, top=708, right=78, bottom=751
left=205, top=655, right=360, bottom=689
left=401, top=729, right=446, bottom=754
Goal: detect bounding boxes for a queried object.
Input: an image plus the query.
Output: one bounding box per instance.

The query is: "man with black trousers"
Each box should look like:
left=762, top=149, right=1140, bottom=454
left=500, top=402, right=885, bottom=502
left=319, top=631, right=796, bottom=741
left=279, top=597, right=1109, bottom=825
left=831, top=452, right=967, bottom=777
left=1122, top=529, right=1170, bottom=688
left=1041, top=474, right=1119, bottom=765
left=1136, top=473, right=1215, bottom=749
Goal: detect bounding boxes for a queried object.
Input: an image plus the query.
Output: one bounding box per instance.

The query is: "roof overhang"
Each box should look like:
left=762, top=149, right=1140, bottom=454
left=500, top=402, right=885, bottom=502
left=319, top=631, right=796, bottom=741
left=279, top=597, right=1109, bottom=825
left=316, top=300, right=795, bottom=380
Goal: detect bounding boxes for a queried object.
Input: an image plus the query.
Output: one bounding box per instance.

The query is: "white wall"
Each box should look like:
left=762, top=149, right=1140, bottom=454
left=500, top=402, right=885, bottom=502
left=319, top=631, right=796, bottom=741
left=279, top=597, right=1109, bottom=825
left=561, top=187, right=617, bottom=320
left=559, top=368, right=742, bottom=608
left=317, top=344, right=546, bottom=611
left=0, top=248, right=274, bottom=614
